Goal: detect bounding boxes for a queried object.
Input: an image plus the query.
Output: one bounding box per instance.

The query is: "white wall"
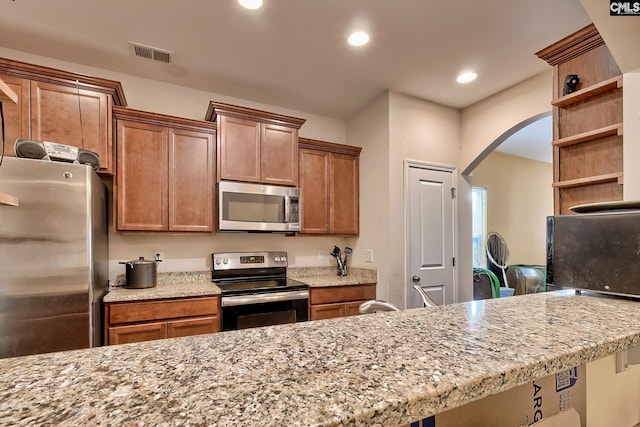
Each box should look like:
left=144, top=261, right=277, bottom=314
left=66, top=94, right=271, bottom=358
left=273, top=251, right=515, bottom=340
left=388, top=92, right=461, bottom=307
left=458, top=68, right=553, bottom=301
left=0, top=45, right=557, bottom=306
left=623, top=68, right=640, bottom=200
left=0, top=47, right=573, bottom=306
left=0, top=47, right=350, bottom=281
left=0, top=47, right=346, bottom=142
left=346, top=91, right=461, bottom=308
left=459, top=72, right=553, bottom=301
left=460, top=71, right=552, bottom=174
left=472, top=152, right=553, bottom=265
left=345, top=93, right=390, bottom=297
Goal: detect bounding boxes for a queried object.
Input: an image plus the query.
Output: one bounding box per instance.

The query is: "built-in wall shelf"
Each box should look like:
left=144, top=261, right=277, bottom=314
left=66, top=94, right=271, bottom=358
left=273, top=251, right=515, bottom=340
left=537, top=24, right=624, bottom=214
left=553, top=123, right=623, bottom=148
left=552, top=172, right=623, bottom=189
left=552, top=76, right=622, bottom=108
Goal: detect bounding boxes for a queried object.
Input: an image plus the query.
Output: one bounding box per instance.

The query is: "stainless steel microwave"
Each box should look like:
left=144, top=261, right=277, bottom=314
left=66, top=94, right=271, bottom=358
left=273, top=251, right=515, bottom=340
left=218, top=181, right=301, bottom=232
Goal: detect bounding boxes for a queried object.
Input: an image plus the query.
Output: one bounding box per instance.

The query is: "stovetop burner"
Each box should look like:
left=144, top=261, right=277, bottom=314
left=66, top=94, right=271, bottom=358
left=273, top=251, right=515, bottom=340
left=211, top=251, right=307, bottom=296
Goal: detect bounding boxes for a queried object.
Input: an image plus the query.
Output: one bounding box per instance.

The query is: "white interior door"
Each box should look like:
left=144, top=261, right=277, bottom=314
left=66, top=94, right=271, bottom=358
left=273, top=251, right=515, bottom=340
left=406, top=164, right=456, bottom=308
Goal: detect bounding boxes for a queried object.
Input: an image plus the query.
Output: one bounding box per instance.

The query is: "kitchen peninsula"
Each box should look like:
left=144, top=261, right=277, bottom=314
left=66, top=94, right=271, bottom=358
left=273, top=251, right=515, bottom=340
left=1, top=291, right=640, bottom=426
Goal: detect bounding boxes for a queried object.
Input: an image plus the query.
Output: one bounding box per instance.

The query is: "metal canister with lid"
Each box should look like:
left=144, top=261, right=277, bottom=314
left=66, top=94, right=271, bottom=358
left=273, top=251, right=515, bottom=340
left=119, top=256, right=158, bottom=289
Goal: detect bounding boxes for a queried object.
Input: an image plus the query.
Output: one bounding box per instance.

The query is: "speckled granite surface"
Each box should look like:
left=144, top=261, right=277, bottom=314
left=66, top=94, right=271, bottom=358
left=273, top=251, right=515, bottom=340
left=2, top=290, right=640, bottom=426
left=289, top=266, right=377, bottom=287
left=106, top=268, right=374, bottom=303
left=104, top=272, right=220, bottom=303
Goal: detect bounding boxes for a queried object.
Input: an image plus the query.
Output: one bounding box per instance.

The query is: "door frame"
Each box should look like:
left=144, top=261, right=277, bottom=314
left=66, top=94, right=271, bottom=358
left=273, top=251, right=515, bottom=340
left=403, top=160, right=458, bottom=308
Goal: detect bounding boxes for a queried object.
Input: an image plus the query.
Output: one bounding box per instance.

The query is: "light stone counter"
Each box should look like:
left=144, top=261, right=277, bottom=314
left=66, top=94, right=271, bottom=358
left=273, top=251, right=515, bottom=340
left=1, top=290, right=640, bottom=426
left=104, top=271, right=220, bottom=303
left=289, top=266, right=377, bottom=287
left=104, top=268, right=375, bottom=304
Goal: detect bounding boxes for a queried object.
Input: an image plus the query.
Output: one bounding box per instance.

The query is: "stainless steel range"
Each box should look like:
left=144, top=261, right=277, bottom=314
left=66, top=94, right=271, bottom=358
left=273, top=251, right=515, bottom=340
left=211, top=251, right=308, bottom=331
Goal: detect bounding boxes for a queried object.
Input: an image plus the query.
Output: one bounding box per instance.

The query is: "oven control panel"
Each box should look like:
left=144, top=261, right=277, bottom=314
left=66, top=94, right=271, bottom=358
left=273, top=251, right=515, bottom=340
left=240, top=255, right=264, bottom=264
left=212, top=251, right=288, bottom=270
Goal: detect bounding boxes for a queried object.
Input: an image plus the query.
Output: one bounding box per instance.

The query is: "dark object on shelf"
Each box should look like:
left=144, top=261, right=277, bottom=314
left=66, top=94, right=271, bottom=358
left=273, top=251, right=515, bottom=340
left=562, top=74, right=580, bottom=95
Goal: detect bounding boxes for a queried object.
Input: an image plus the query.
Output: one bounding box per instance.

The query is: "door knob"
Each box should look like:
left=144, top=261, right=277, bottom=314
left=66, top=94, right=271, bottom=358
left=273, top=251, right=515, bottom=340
left=412, top=275, right=421, bottom=282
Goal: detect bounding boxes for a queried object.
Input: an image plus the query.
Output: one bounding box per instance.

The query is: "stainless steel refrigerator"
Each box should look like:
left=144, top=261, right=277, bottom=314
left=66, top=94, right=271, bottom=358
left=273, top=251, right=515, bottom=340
left=0, top=156, right=108, bottom=358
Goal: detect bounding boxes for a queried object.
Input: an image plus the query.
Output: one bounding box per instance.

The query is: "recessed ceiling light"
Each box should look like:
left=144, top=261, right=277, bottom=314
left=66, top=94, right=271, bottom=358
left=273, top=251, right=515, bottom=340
left=456, top=71, right=478, bottom=84
left=238, top=0, right=263, bottom=10
left=348, top=31, right=370, bottom=47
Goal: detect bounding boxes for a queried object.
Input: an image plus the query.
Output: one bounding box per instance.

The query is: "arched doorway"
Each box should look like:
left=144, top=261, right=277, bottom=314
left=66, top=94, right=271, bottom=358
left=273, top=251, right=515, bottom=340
left=468, top=113, right=553, bottom=291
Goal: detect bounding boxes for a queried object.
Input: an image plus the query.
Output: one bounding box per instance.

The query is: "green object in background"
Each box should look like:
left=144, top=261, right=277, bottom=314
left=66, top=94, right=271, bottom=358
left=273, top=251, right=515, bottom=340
left=473, top=268, right=501, bottom=298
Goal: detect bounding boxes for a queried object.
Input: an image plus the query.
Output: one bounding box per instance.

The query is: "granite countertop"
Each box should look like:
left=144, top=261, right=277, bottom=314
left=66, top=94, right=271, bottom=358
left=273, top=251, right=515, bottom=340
left=104, top=267, right=375, bottom=303
left=104, top=272, right=220, bottom=303
left=2, top=290, right=640, bottom=426
left=288, top=266, right=377, bottom=287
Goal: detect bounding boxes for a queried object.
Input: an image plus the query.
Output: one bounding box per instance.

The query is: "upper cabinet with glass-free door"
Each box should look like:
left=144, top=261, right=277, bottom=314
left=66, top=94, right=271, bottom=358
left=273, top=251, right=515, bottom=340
left=0, top=57, right=126, bottom=175
left=298, top=138, right=361, bottom=236
left=205, top=102, right=306, bottom=186
left=114, top=107, right=216, bottom=233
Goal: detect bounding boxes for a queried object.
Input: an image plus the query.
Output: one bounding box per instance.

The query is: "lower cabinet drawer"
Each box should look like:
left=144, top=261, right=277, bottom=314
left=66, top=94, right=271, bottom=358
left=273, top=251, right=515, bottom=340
left=105, top=296, right=221, bottom=345
left=108, top=297, right=218, bottom=324
left=310, top=284, right=376, bottom=305
left=167, top=316, right=219, bottom=338
left=109, top=322, right=167, bottom=345
left=344, top=301, right=364, bottom=317
left=309, top=284, right=375, bottom=321
left=310, top=303, right=345, bottom=320
left=310, top=300, right=370, bottom=321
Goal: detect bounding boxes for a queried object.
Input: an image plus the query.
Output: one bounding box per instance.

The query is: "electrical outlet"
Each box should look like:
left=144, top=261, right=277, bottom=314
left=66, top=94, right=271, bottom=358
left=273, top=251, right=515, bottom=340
left=153, top=251, right=164, bottom=262
left=365, top=249, right=374, bottom=263
left=318, top=250, right=325, bottom=260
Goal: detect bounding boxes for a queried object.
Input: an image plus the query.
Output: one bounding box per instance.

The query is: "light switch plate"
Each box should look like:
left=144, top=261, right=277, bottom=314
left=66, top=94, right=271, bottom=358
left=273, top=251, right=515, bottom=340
left=365, top=249, right=374, bottom=263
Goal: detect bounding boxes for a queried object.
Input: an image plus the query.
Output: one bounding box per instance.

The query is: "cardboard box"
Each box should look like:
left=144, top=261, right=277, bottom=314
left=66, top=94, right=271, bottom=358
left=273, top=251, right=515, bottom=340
left=405, top=365, right=586, bottom=427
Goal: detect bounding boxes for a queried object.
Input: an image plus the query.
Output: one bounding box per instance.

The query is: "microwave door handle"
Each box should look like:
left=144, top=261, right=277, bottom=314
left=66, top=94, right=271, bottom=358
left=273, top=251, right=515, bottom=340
left=284, top=195, right=290, bottom=223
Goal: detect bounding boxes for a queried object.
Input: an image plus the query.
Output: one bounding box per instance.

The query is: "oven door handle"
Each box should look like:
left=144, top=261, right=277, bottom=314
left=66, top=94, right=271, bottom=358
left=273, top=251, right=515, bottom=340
left=221, top=290, right=309, bottom=307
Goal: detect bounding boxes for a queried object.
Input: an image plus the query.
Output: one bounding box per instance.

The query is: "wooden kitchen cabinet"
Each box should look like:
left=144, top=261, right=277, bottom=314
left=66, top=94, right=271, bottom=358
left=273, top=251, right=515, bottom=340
left=105, top=296, right=220, bottom=345
left=299, top=138, right=361, bottom=235
left=108, top=322, right=167, bottom=345
left=310, top=303, right=345, bottom=321
left=309, top=284, right=375, bottom=321
left=0, top=75, right=29, bottom=157
left=114, top=107, right=216, bottom=232
left=536, top=24, right=623, bottom=214
left=206, top=101, right=306, bottom=186
left=0, top=57, right=126, bottom=174
left=31, top=81, right=112, bottom=173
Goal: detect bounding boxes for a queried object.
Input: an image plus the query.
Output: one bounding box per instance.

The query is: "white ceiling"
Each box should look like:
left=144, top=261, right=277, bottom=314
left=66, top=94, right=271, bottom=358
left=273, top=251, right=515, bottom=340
left=495, top=115, right=553, bottom=164
left=0, top=1, right=595, bottom=165
left=0, top=0, right=592, bottom=120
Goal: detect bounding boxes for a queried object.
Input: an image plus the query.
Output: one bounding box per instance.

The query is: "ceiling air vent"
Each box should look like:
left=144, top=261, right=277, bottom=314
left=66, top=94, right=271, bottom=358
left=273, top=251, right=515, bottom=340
left=129, top=42, right=173, bottom=64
